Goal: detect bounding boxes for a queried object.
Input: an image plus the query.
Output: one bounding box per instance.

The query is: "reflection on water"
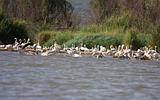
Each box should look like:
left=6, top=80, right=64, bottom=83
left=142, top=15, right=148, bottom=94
left=0, top=51, right=160, bottom=100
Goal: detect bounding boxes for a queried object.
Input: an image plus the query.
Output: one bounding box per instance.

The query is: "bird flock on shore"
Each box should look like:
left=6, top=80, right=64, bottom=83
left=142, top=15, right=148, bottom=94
left=0, top=38, right=160, bottom=60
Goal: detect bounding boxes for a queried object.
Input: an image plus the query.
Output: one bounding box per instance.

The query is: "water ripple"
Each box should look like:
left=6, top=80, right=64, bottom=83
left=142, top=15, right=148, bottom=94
left=0, top=52, right=160, bottom=100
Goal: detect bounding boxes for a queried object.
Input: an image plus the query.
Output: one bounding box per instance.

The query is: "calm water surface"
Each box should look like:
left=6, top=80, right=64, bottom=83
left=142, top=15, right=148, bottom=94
left=0, top=51, right=160, bottom=100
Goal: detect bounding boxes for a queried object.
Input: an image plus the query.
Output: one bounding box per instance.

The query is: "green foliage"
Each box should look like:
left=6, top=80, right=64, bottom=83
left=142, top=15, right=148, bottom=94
left=122, top=31, right=131, bottom=46
left=74, top=12, right=158, bottom=49
left=104, top=14, right=130, bottom=31
left=0, top=12, right=33, bottom=44
left=80, top=24, right=99, bottom=33
left=37, top=31, right=53, bottom=45
left=90, top=0, right=160, bottom=24
left=78, top=14, right=130, bottom=34
left=130, top=33, right=153, bottom=50
left=68, top=14, right=155, bottom=49
left=89, top=0, right=160, bottom=49
left=65, top=34, right=121, bottom=49
left=151, top=25, right=160, bottom=47
left=37, top=30, right=74, bottom=47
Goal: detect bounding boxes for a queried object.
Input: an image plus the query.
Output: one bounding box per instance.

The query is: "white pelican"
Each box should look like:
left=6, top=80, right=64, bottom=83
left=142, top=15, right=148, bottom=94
left=72, top=53, right=82, bottom=58
left=100, top=46, right=106, bottom=52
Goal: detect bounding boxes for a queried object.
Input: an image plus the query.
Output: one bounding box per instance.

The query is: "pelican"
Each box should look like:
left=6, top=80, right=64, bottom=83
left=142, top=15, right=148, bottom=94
left=27, top=38, right=31, bottom=43
left=110, top=45, right=116, bottom=51
left=13, top=38, right=19, bottom=50
left=72, top=53, right=82, bottom=58
left=113, top=45, right=122, bottom=58
left=18, top=42, right=38, bottom=56
left=5, top=44, right=13, bottom=51
left=36, top=41, right=42, bottom=49
left=80, top=44, right=89, bottom=52
left=63, top=44, right=68, bottom=51
left=67, top=49, right=75, bottom=55
left=19, top=39, right=22, bottom=44
left=41, top=50, right=56, bottom=56
left=53, top=41, right=61, bottom=52
left=96, top=53, right=104, bottom=59
left=100, top=46, right=106, bottom=52
left=14, top=38, right=18, bottom=44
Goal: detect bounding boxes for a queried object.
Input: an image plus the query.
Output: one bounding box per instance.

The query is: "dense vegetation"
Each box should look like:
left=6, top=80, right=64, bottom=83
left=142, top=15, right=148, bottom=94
left=0, top=0, right=73, bottom=27
left=89, top=0, right=160, bottom=49
left=0, top=13, right=30, bottom=44
left=0, top=0, right=160, bottom=51
left=0, top=0, right=73, bottom=44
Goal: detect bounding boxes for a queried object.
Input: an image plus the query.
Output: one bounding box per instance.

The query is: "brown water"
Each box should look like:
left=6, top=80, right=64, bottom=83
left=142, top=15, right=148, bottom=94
left=0, top=51, right=160, bottom=100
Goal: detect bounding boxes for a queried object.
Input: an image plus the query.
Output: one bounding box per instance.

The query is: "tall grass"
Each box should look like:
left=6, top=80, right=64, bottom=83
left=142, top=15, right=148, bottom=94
left=37, top=30, right=75, bottom=47
left=64, top=14, right=155, bottom=49
left=37, top=14, right=156, bottom=50
left=65, top=34, right=121, bottom=49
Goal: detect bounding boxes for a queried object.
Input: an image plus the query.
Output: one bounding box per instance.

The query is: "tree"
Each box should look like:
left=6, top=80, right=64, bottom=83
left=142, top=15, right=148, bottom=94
left=0, top=0, right=74, bottom=28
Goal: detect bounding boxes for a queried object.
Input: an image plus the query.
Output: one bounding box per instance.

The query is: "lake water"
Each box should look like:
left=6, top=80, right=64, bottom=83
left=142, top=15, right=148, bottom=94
left=0, top=51, right=160, bottom=100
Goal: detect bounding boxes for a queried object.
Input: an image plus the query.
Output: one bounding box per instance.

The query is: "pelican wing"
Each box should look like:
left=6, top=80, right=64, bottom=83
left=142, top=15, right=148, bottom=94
left=22, top=42, right=33, bottom=49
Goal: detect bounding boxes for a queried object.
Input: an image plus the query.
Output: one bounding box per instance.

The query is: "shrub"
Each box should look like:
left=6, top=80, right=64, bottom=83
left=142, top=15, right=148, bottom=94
left=131, top=33, right=153, bottom=50
left=37, top=31, right=53, bottom=45
left=0, top=12, right=32, bottom=44
left=38, top=31, right=74, bottom=47
left=65, top=34, right=121, bottom=49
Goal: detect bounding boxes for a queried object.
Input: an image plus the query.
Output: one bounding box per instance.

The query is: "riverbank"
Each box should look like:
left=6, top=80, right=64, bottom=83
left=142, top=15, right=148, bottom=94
left=37, top=14, right=159, bottom=52
left=0, top=12, right=159, bottom=52
left=0, top=41, right=160, bottom=61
